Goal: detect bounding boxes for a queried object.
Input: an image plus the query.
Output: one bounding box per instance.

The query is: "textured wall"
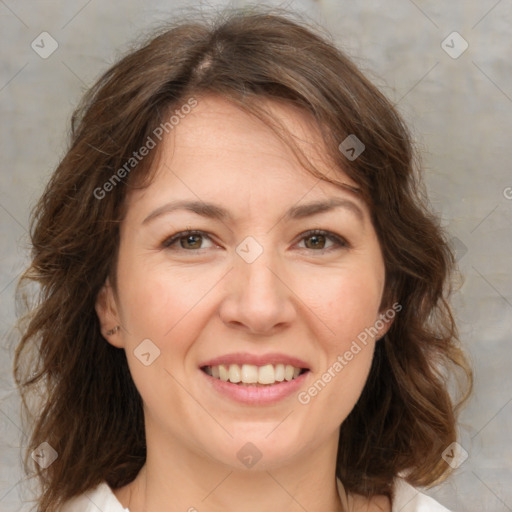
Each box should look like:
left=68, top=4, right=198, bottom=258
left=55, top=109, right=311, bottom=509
left=1, top=1, right=511, bottom=511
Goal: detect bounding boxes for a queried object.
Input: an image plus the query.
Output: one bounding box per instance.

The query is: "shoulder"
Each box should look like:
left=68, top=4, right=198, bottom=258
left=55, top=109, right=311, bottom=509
left=59, top=482, right=129, bottom=512
left=392, top=477, right=451, bottom=512
left=337, top=476, right=451, bottom=512
left=58, top=477, right=450, bottom=512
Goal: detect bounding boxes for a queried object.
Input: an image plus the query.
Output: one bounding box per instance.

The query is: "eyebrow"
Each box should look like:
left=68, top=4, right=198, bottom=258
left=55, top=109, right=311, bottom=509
left=142, top=197, right=365, bottom=225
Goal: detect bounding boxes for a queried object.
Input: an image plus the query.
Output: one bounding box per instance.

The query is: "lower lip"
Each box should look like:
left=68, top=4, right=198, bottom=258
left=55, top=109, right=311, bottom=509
left=200, top=369, right=310, bottom=405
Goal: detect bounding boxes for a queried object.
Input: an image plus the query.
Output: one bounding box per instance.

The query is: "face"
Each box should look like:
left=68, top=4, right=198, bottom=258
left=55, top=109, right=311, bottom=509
left=96, top=94, right=392, bottom=472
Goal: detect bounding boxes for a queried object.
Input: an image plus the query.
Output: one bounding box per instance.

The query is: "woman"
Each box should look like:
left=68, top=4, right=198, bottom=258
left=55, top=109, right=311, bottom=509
left=14, top=6, right=472, bottom=511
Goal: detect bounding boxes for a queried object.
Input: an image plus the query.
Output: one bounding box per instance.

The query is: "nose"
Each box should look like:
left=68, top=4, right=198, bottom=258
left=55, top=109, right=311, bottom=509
left=218, top=247, right=296, bottom=335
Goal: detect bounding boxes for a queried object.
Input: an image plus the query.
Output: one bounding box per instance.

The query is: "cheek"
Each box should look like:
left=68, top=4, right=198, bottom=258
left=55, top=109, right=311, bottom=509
left=300, top=266, right=383, bottom=410
left=116, top=253, right=214, bottom=339
left=116, top=263, right=205, bottom=413
left=314, top=268, right=384, bottom=346
left=301, top=285, right=379, bottom=423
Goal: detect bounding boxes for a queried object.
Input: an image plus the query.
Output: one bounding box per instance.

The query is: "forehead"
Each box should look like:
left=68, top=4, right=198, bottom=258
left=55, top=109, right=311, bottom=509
left=124, top=94, right=361, bottom=217
left=168, top=94, right=333, bottom=168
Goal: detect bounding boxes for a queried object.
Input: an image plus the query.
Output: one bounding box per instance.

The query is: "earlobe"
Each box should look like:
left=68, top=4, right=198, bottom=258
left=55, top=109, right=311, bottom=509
left=95, top=278, right=124, bottom=348
left=375, top=310, right=396, bottom=341
left=381, top=319, right=393, bottom=339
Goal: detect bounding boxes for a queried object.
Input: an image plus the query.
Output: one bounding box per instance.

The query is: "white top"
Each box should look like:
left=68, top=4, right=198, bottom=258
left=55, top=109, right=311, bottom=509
left=59, top=477, right=451, bottom=511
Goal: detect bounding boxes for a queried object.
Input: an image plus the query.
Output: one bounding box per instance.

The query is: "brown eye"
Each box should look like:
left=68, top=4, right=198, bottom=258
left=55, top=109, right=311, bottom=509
left=304, top=233, right=327, bottom=249
left=180, top=234, right=203, bottom=249
left=162, top=230, right=214, bottom=250
left=297, top=230, right=349, bottom=251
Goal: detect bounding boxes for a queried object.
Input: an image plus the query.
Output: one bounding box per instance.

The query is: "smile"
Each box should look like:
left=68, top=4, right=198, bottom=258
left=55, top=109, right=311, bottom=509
left=201, top=363, right=308, bottom=386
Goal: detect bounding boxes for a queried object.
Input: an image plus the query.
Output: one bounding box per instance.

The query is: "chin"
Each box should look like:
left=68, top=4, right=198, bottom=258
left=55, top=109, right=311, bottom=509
left=196, top=422, right=313, bottom=471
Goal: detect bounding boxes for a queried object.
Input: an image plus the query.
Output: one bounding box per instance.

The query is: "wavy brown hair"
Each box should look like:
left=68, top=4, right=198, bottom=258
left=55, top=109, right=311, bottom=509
left=13, top=5, right=472, bottom=511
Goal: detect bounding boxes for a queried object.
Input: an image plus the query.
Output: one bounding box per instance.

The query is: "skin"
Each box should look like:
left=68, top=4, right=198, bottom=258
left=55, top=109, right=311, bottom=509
left=96, top=94, right=393, bottom=512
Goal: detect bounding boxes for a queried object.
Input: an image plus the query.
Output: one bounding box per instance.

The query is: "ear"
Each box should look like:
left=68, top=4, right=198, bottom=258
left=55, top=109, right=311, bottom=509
left=375, top=301, right=401, bottom=340
left=376, top=317, right=393, bottom=341
left=95, top=277, right=124, bottom=348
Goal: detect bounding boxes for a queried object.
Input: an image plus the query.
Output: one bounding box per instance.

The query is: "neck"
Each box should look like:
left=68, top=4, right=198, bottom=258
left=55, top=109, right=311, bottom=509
left=117, top=426, right=344, bottom=512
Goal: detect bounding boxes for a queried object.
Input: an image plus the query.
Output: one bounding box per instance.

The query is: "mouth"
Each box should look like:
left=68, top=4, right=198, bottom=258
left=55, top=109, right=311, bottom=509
left=201, top=363, right=310, bottom=386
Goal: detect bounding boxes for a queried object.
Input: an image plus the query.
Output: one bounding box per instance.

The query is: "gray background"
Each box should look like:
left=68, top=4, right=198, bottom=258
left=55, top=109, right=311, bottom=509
left=1, top=1, right=511, bottom=511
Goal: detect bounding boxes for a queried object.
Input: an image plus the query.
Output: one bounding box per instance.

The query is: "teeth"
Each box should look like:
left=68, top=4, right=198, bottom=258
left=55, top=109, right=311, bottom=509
left=274, top=364, right=285, bottom=382
left=228, top=364, right=241, bottom=383
left=204, top=363, right=304, bottom=385
left=241, top=364, right=258, bottom=383
left=219, top=364, right=229, bottom=381
left=258, top=364, right=275, bottom=384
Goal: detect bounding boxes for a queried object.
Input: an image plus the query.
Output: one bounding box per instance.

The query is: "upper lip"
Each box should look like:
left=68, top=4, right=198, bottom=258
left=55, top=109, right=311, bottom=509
left=199, top=352, right=311, bottom=370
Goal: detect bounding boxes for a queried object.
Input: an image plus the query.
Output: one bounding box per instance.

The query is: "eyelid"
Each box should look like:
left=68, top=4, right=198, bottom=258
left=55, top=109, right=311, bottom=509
left=295, top=229, right=350, bottom=250
left=161, top=229, right=350, bottom=252
left=161, top=230, right=216, bottom=250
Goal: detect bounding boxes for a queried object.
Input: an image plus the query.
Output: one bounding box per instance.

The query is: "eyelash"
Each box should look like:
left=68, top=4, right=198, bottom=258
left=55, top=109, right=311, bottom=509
left=161, top=229, right=350, bottom=253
